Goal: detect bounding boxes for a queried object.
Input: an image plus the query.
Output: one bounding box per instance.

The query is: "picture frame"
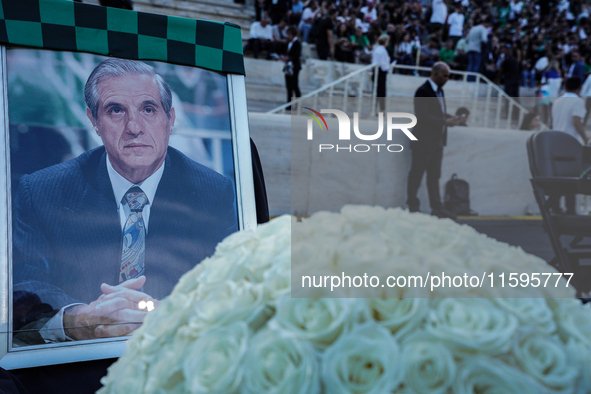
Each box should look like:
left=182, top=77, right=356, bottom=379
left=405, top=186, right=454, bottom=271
left=0, top=0, right=255, bottom=369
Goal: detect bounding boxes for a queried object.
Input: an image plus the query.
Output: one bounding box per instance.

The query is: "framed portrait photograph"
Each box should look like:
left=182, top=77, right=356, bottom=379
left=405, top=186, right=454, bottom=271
left=0, top=0, right=255, bottom=369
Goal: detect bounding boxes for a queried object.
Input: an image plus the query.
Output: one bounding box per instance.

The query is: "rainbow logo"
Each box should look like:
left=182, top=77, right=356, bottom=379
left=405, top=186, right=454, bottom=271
left=303, top=107, right=328, bottom=132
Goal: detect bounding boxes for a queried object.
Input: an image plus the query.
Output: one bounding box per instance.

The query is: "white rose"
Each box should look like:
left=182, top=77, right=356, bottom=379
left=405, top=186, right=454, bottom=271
left=291, top=234, right=346, bottom=297
left=340, top=205, right=389, bottom=234
left=98, top=352, right=148, bottom=394
left=336, top=233, right=390, bottom=268
left=236, top=218, right=291, bottom=284
left=366, top=298, right=428, bottom=340
left=401, top=331, right=456, bottom=394
left=269, top=297, right=366, bottom=349
left=171, top=257, right=210, bottom=295
left=188, top=280, right=269, bottom=334
left=426, top=298, right=518, bottom=355
left=254, top=215, right=292, bottom=239
left=183, top=322, right=249, bottom=394
left=115, top=294, right=196, bottom=373
left=552, top=298, right=591, bottom=347
left=135, top=293, right=195, bottom=347
left=296, top=211, right=347, bottom=240
left=322, top=323, right=403, bottom=394
left=263, top=253, right=291, bottom=299
left=241, top=328, right=320, bottom=394
left=332, top=232, right=398, bottom=298
left=565, top=339, right=591, bottom=393
left=453, top=357, right=547, bottom=394
left=192, top=255, right=248, bottom=289
left=142, top=336, right=190, bottom=393
left=511, top=330, right=578, bottom=392
left=214, top=224, right=261, bottom=256
left=492, top=298, right=556, bottom=334
left=419, top=256, right=478, bottom=298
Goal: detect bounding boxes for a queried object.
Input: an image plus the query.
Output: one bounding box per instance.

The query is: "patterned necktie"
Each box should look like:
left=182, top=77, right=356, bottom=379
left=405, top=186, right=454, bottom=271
left=437, top=87, right=445, bottom=113
left=120, top=186, right=149, bottom=283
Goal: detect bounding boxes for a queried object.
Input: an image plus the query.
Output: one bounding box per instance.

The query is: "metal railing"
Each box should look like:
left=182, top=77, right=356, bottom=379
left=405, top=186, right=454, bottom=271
left=267, top=62, right=546, bottom=130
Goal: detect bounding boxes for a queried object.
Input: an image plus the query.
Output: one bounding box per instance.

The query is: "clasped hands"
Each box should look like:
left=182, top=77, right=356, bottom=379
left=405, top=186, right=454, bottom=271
left=64, top=276, right=159, bottom=340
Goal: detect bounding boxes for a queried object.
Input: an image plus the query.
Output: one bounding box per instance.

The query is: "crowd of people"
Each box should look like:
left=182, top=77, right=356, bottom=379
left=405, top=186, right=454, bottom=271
left=247, top=0, right=591, bottom=100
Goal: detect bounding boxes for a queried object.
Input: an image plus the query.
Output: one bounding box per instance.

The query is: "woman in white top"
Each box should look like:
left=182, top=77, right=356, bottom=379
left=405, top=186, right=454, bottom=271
left=372, top=35, right=391, bottom=112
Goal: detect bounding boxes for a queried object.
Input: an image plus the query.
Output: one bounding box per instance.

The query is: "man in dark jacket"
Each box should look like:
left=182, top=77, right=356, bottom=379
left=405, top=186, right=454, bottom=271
left=406, top=62, right=459, bottom=218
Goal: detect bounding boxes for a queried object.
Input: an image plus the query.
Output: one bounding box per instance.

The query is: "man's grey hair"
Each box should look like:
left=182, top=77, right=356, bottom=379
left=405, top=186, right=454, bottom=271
left=84, top=58, right=173, bottom=120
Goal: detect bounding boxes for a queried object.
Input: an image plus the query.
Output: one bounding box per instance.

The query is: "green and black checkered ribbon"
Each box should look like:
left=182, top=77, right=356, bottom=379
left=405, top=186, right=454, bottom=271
left=0, top=0, right=245, bottom=75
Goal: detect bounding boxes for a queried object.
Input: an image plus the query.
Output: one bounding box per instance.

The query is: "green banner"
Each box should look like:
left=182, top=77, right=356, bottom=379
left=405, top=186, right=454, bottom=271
left=0, top=0, right=245, bottom=75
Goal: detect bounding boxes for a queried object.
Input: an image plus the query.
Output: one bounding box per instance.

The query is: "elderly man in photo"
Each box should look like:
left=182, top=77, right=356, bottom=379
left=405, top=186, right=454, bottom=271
left=13, top=58, right=237, bottom=343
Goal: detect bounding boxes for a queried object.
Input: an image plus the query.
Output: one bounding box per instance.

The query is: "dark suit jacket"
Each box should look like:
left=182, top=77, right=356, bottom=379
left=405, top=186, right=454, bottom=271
left=571, top=60, right=585, bottom=80
left=412, top=80, right=451, bottom=149
left=13, top=146, right=238, bottom=313
left=288, top=38, right=302, bottom=72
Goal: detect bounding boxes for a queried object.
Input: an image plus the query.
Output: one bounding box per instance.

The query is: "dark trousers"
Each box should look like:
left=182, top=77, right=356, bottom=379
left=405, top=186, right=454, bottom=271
left=247, top=38, right=271, bottom=59
left=285, top=69, right=301, bottom=103
left=406, top=145, right=444, bottom=212
left=377, top=69, right=387, bottom=112
left=316, top=44, right=329, bottom=60
left=504, top=81, right=519, bottom=97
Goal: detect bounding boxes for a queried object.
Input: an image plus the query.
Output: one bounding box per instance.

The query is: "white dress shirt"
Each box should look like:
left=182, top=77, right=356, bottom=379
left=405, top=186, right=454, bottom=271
left=106, top=155, right=165, bottom=232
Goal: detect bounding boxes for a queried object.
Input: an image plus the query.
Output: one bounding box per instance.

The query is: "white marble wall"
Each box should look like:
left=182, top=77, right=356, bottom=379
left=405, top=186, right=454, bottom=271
left=249, top=113, right=538, bottom=217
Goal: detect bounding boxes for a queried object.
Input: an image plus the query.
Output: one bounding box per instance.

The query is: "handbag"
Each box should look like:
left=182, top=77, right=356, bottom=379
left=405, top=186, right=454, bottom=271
left=444, top=173, right=478, bottom=216
left=283, top=61, right=293, bottom=76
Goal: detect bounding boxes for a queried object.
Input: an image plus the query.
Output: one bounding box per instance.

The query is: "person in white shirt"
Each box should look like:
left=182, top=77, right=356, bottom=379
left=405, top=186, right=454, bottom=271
left=372, top=35, right=391, bottom=112
left=509, top=0, right=524, bottom=20
left=447, top=5, right=465, bottom=45
left=247, top=16, right=274, bottom=58
left=429, top=0, right=448, bottom=33
left=552, top=77, right=588, bottom=145
left=550, top=77, right=586, bottom=214
left=360, top=1, right=378, bottom=22
left=298, top=1, right=319, bottom=43
left=466, top=17, right=490, bottom=81
left=397, top=33, right=414, bottom=67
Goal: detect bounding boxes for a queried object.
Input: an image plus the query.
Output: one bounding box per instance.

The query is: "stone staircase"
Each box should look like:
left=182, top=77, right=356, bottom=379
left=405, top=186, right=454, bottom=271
left=133, top=0, right=255, bottom=38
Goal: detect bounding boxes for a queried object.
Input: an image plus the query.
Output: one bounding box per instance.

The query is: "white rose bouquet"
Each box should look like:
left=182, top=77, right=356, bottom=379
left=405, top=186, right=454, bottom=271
left=98, top=206, right=591, bottom=394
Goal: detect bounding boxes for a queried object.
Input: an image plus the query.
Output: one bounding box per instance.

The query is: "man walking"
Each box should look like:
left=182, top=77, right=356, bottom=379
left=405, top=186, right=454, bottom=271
left=407, top=62, right=459, bottom=219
